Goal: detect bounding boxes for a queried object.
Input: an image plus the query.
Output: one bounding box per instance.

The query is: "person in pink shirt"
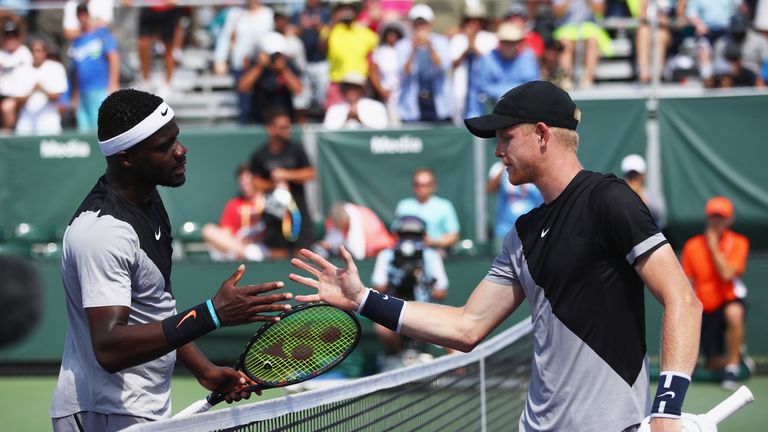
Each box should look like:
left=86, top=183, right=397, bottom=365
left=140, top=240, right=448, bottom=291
left=314, top=201, right=394, bottom=260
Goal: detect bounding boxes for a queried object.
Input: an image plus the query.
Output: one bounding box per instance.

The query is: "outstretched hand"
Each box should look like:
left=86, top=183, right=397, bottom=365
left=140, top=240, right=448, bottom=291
left=289, top=246, right=367, bottom=311
left=212, top=265, right=292, bottom=327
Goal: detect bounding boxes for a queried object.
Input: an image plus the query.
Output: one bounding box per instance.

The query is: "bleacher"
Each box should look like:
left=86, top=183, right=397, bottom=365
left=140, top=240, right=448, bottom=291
left=128, top=11, right=648, bottom=125
left=595, top=16, right=639, bottom=83
left=129, top=47, right=240, bottom=126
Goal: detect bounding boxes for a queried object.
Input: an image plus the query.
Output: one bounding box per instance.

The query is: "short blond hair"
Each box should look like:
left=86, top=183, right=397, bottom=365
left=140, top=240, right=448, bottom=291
left=551, top=127, right=579, bottom=152
left=519, top=123, right=579, bottom=152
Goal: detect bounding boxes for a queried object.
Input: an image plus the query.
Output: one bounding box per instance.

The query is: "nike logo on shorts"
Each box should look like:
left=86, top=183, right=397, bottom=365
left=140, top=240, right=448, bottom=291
left=540, top=228, right=550, bottom=238
left=177, top=310, right=197, bottom=328
left=155, top=226, right=161, bottom=240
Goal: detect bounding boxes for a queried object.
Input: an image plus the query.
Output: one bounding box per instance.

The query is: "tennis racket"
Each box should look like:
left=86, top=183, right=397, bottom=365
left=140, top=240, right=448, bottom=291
left=638, top=385, right=755, bottom=432
left=174, top=302, right=361, bottom=418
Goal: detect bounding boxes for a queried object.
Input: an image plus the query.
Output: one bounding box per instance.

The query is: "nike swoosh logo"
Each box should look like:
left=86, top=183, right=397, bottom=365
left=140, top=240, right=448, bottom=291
left=161, top=107, right=169, bottom=116
left=382, top=295, right=389, bottom=300
left=657, top=391, right=676, bottom=398
left=155, top=227, right=161, bottom=240
left=540, top=228, right=550, bottom=238
left=177, top=310, right=197, bottom=328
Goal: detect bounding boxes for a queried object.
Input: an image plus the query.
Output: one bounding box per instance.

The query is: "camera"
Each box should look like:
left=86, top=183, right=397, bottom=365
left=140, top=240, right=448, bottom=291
left=387, top=216, right=435, bottom=301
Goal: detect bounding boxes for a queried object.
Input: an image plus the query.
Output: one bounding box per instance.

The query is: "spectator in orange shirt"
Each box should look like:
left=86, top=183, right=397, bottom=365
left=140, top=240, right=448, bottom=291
left=681, top=196, right=749, bottom=390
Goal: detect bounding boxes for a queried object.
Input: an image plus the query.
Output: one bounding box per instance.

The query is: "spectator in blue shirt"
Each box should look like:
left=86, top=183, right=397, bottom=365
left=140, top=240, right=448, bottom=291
left=466, top=23, right=539, bottom=118
left=68, top=3, right=119, bottom=132
left=487, top=161, right=543, bottom=253
left=395, top=4, right=453, bottom=122
left=395, top=168, right=460, bottom=254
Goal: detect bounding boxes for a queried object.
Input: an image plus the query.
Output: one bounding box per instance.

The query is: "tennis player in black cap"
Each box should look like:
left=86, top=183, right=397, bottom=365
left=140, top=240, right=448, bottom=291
left=290, top=81, right=702, bottom=432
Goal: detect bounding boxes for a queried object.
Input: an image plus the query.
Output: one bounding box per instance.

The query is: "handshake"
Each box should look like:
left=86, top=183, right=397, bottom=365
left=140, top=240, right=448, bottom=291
left=638, top=386, right=753, bottom=432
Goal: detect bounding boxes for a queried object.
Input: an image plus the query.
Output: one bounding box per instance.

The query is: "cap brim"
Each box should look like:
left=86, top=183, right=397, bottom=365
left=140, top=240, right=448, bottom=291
left=464, top=113, right=522, bottom=139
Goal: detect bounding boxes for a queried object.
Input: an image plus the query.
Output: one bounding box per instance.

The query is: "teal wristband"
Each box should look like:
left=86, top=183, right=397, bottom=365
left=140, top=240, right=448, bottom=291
left=206, top=299, right=221, bottom=329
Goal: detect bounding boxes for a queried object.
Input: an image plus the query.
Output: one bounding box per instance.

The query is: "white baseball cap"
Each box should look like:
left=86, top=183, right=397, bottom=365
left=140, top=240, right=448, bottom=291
left=261, top=32, right=288, bottom=56
left=408, top=4, right=434, bottom=22
left=340, top=72, right=366, bottom=86
left=497, top=23, right=525, bottom=42
left=621, top=154, right=647, bottom=174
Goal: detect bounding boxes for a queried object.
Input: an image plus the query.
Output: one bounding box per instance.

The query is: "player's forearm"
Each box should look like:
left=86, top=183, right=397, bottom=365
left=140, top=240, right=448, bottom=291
left=399, top=302, right=486, bottom=352
left=178, top=342, right=216, bottom=380
left=89, top=301, right=222, bottom=373
left=91, top=321, right=176, bottom=373
left=659, top=291, right=702, bottom=374
left=399, top=281, right=523, bottom=352
left=636, top=245, right=702, bottom=372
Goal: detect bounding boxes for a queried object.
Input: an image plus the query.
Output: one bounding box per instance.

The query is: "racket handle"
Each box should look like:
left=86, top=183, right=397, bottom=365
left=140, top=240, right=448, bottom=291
left=172, top=398, right=214, bottom=418
left=637, top=386, right=755, bottom=432
left=703, top=385, right=754, bottom=425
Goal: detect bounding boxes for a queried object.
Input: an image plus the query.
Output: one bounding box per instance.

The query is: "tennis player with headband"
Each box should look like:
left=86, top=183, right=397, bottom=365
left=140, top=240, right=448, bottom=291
left=51, top=89, right=293, bottom=431
left=291, top=81, right=702, bottom=432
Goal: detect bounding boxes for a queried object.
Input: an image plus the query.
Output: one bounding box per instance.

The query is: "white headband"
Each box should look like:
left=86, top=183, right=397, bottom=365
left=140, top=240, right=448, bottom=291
left=98, top=102, right=175, bottom=156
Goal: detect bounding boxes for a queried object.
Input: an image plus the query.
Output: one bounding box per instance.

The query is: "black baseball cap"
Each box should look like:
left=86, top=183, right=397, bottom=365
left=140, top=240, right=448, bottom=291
left=464, top=81, right=579, bottom=138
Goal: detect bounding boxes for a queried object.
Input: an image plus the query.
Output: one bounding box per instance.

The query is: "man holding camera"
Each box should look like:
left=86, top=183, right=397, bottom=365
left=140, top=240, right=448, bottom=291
left=370, top=216, right=448, bottom=368
left=237, top=32, right=303, bottom=124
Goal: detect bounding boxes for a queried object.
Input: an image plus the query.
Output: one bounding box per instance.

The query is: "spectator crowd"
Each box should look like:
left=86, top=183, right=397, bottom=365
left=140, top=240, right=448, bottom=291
left=1, top=0, right=767, bottom=133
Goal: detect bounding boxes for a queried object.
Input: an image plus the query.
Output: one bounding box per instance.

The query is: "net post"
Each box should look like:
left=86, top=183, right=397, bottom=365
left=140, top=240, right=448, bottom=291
left=479, top=354, right=487, bottom=432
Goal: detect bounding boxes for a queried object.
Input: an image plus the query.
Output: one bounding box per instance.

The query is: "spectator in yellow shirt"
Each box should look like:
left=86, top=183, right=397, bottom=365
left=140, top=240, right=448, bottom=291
left=321, top=0, right=378, bottom=108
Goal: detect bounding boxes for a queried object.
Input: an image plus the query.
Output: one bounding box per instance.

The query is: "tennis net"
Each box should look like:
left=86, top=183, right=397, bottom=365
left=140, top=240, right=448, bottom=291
left=126, top=318, right=533, bottom=432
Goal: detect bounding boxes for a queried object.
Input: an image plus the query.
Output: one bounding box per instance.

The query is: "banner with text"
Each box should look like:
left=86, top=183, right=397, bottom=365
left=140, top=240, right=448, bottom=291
left=317, top=127, right=477, bottom=239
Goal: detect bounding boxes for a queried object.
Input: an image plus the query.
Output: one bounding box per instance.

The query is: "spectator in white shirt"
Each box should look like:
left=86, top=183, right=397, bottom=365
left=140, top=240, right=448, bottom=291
left=0, top=20, right=32, bottom=131
left=63, top=0, right=114, bottom=40
left=370, top=21, right=406, bottom=125
left=323, top=72, right=389, bottom=129
left=213, top=0, right=274, bottom=125
left=13, top=37, right=68, bottom=135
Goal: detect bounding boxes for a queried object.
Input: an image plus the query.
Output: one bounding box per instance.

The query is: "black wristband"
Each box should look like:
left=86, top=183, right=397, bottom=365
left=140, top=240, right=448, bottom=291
left=651, top=371, right=691, bottom=418
left=358, top=288, right=406, bottom=332
left=161, top=302, right=218, bottom=349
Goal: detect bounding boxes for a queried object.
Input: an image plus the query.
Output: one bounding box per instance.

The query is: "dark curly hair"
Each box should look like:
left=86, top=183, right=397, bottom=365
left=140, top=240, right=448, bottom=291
left=97, top=89, right=164, bottom=142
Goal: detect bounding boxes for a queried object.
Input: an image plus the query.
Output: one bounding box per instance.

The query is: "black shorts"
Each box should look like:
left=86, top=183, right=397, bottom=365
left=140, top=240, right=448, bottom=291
left=700, top=299, right=747, bottom=358
left=139, top=7, right=182, bottom=43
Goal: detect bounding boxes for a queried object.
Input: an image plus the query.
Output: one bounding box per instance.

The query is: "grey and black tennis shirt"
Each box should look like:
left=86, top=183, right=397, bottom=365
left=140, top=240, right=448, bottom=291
left=51, top=176, right=177, bottom=421
left=486, top=170, right=668, bottom=432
